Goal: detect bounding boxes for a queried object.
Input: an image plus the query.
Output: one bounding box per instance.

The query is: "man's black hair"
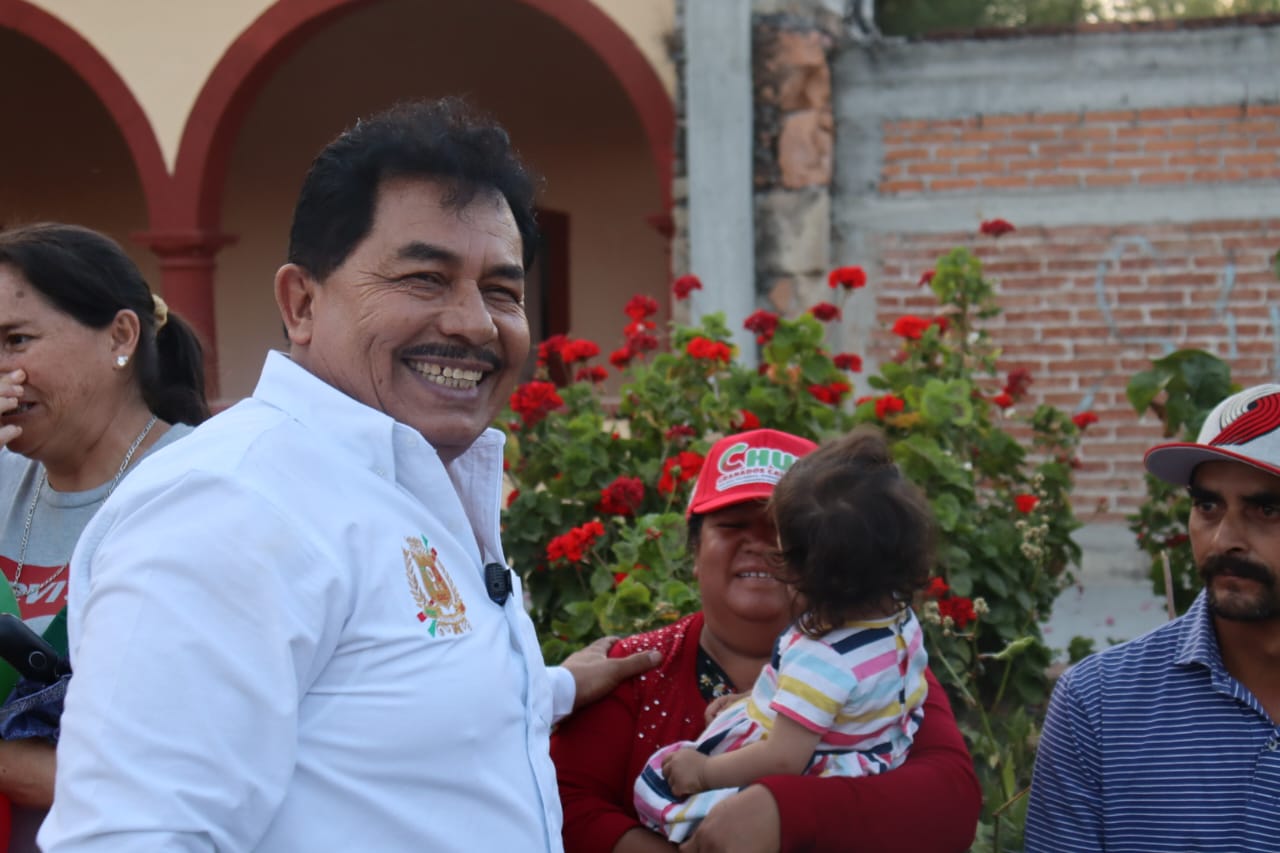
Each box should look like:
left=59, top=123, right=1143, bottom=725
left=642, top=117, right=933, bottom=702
left=287, top=97, right=540, bottom=280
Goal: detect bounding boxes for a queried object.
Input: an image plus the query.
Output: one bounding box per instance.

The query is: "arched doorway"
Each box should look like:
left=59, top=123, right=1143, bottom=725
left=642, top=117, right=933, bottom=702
left=175, top=0, right=675, bottom=400
left=0, top=2, right=168, bottom=289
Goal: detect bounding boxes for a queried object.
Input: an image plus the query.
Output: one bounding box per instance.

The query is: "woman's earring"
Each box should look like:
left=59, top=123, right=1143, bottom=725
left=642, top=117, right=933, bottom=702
left=115, top=355, right=129, bottom=368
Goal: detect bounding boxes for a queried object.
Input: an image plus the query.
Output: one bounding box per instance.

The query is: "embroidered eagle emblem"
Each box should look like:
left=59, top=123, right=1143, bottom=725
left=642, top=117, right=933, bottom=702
left=403, top=535, right=470, bottom=636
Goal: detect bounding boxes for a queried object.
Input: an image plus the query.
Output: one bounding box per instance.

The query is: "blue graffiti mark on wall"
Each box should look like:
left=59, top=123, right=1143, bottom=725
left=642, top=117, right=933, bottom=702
left=1213, top=260, right=1239, bottom=359
left=1093, top=236, right=1177, bottom=356
left=1272, top=305, right=1280, bottom=380
left=1088, top=236, right=1280, bottom=407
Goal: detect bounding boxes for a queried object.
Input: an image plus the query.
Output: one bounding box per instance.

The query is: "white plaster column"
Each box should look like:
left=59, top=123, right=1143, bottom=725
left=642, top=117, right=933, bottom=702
left=684, top=0, right=757, bottom=364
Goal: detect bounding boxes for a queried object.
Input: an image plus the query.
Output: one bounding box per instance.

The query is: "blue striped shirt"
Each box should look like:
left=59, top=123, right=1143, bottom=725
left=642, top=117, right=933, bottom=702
left=1025, top=592, right=1280, bottom=853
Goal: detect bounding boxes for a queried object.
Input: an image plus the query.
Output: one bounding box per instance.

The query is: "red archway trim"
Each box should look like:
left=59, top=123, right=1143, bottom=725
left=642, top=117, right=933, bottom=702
left=172, top=0, right=675, bottom=232
left=1, top=1, right=170, bottom=226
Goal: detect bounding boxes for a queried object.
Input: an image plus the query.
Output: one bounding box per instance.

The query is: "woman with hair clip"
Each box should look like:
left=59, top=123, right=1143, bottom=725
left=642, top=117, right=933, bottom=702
left=0, top=222, right=210, bottom=851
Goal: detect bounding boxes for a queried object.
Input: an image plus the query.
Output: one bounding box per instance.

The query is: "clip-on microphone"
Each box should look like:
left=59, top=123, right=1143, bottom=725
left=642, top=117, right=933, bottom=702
left=484, top=562, right=512, bottom=606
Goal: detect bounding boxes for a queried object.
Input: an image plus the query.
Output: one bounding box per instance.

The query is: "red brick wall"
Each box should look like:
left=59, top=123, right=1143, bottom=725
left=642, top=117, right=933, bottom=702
left=872, top=217, right=1280, bottom=522
left=879, top=105, right=1280, bottom=195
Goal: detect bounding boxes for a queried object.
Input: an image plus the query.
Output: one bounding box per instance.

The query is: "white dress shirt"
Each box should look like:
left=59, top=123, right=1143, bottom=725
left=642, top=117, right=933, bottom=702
left=41, top=351, right=574, bottom=852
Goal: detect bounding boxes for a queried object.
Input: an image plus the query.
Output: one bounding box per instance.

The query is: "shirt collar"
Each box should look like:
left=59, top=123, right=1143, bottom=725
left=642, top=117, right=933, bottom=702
left=251, top=350, right=507, bottom=485
left=1174, top=591, right=1224, bottom=671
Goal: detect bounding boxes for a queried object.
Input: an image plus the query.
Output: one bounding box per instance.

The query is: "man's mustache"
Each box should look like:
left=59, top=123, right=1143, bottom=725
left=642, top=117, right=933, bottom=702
left=1199, top=554, right=1275, bottom=587
left=403, top=344, right=502, bottom=371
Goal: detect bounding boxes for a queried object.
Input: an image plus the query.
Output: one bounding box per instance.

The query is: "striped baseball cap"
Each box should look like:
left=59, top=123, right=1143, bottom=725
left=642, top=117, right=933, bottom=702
left=1144, top=384, right=1280, bottom=486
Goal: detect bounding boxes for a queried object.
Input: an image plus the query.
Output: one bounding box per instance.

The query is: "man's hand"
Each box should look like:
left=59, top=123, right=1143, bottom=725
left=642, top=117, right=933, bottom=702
left=662, top=748, right=709, bottom=797
left=680, top=785, right=781, bottom=853
left=561, top=636, right=660, bottom=711
left=0, top=369, right=24, bottom=449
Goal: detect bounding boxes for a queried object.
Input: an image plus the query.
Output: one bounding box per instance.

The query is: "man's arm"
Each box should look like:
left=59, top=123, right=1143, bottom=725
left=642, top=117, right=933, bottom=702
left=0, top=739, right=54, bottom=808
left=41, top=474, right=336, bottom=852
left=1024, top=669, right=1104, bottom=853
left=691, top=668, right=981, bottom=853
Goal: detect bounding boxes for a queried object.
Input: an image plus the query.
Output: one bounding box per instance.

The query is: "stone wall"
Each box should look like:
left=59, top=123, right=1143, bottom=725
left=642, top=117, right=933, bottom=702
left=753, top=9, right=839, bottom=317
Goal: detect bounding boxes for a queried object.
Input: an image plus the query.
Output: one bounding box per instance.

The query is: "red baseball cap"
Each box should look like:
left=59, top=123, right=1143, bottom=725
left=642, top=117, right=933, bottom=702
left=686, top=428, right=817, bottom=517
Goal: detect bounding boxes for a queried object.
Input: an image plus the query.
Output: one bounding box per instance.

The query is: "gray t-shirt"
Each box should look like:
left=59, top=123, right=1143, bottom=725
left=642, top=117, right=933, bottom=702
left=0, top=422, right=194, bottom=853
left=1, top=423, right=195, bottom=635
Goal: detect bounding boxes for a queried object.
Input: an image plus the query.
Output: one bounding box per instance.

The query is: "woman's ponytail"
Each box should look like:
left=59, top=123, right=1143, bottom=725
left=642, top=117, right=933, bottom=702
left=140, top=311, right=210, bottom=426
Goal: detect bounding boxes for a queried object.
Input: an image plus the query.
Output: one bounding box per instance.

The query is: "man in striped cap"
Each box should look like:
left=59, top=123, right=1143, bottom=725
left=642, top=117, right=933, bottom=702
left=1026, top=384, right=1280, bottom=853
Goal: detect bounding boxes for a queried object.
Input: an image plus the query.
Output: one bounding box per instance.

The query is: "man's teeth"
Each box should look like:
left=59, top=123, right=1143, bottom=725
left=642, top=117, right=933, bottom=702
left=408, top=362, right=484, bottom=388
left=738, top=572, right=774, bottom=579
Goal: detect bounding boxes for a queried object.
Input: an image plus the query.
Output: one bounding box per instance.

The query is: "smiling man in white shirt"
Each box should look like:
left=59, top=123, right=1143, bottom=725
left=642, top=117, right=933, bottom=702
left=39, top=98, right=658, bottom=853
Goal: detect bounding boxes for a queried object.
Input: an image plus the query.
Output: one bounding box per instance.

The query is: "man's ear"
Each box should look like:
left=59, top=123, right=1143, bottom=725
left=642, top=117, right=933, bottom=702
left=275, top=263, right=317, bottom=347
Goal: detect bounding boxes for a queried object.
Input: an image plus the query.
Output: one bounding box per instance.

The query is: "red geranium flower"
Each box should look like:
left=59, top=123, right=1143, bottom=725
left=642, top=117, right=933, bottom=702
left=925, top=577, right=950, bottom=598
left=598, top=476, right=645, bottom=516
left=980, top=218, right=1016, bottom=238
left=560, top=338, right=600, bottom=364
left=546, top=520, right=607, bottom=564
left=624, top=320, right=656, bottom=339
left=1015, top=494, right=1039, bottom=514
left=938, top=595, right=977, bottom=629
left=931, top=316, right=950, bottom=334
left=509, top=381, right=564, bottom=427
left=918, top=270, right=935, bottom=287
left=575, top=366, right=608, bottom=384
left=505, top=489, right=520, bottom=508
left=875, top=394, right=905, bottom=419
left=809, top=302, right=842, bottom=322
left=686, top=336, right=733, bottom=363
left=609, top=347, right=633, bottom=370
left=665, top=424, right=697, bottom=441
left=833, top=353, right=863, bottom=372
left=736, top=409, right=761, bottom=430
left=657, top=451, right=705, bottom=496
left=628, top=332, right=660, bottom=354
left=1004, top=367, right=1034, bottom=401
left=827, top=265, right=867, bottom=290
left=536, top=334, right=569, bottom=366
left=673, top=274, right=703, bottom=300
left=892, top=315, right=930, bottom=340
left=624, top=295, right=659, bottom=321
left=808, top=381, right=851, bottom=405
left=744, top=310, right=780, bottom=344
left=1072, top=411, right=1099, bottom=430
left=993, top=392, right=1014, bottom=409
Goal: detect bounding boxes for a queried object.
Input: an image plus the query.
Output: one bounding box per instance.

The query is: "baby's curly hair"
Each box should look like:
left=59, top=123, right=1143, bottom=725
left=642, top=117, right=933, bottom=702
left=768, top=426, right=935, bottom=637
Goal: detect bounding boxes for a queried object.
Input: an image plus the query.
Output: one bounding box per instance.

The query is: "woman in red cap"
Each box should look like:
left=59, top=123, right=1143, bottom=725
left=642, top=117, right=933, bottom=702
left=551, top=428, right=981, bottom=853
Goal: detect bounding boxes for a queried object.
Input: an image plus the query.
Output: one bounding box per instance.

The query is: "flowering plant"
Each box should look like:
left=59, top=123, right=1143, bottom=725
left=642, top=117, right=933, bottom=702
left=501, top=234, right=1087, bottom=846
left=856, top=244, right=1086, bottom=848
left=1127, top=349, right=1235, bottom=612
left=501, top=276, right=856, bottom=661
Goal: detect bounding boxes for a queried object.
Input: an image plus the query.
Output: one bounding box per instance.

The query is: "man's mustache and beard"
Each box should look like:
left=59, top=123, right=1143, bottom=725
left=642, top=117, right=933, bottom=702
left=1199, top=553, right=1279, bottom=622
